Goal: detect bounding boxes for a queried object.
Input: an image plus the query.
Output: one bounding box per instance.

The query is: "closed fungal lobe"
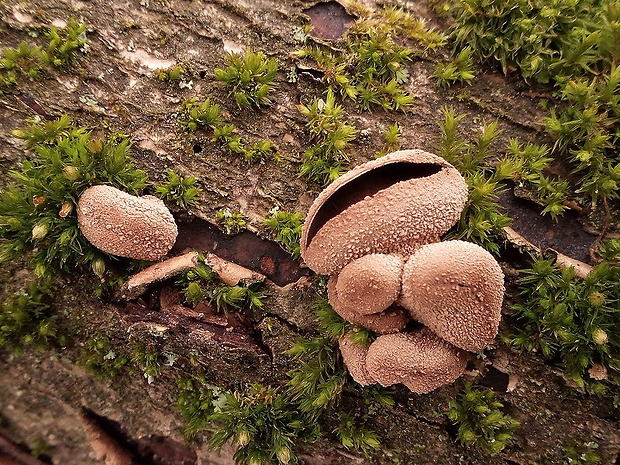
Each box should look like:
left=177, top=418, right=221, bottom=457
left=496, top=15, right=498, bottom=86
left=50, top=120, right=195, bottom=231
left=78, top=185, right=178, bottom=261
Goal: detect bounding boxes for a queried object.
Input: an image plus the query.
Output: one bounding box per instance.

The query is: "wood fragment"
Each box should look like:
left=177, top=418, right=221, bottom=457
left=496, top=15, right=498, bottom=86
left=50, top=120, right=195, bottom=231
left=0, top=431, right=47, bottom=465
left=203, top=252, right=265, bottom=286
left=503, top=227, right=593, bottom=278
left=79, top=411, right=134, bottom=465
left=118, top=251, right=199, bottom=300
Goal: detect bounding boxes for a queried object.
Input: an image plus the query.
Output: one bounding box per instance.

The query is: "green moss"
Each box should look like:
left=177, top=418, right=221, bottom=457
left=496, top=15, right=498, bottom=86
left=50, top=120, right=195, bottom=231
left=544, top=66, right=620, bottom=205
left=374, top=122, right=402, bottom=158
left=156, top=63, right=185, bottom=83
left=177, top=254, right=267, bottom=312
left=132, top=342, right=167, bottom=383
left=215, top=208, right=247, bottom=235
left=0, top=19, right=87, bottom=94
left=0, top=116, right=148, bottom=278
left=262, top=210, right=303, bottom=259
left=79, top=335, right=129, bottom=380
left=209, top=384, right=319, bottom=465
left=155, top=169, right=201, bottom=209
left=180, top=98, right=276, bottom=163
left=436, top=107, right=512, bottom=253
left=215, top=49, right=278, bottom=109
left=0, top=281, right=58, bottom=353
left=451, top=0, right=617, bottom=84
left=437, top=107, right=572, bottom=252
left=434, top=46, right=476, bottom=88
left=180, top=97, right=222, bottom=131
left=447, top=382, right=520, bottom=454
left=449, top=0, right=620, bottom=205
left=295, top=6, right=443, bottom=111
left=174, top=294, right=390, bottom=464
left=298, top=91, right=357, bottom=186
left=44, top=18, right=89, bottom=68
left=509, top=258, right=620, bottom=389
left=563, top=441, right=601, bottom=464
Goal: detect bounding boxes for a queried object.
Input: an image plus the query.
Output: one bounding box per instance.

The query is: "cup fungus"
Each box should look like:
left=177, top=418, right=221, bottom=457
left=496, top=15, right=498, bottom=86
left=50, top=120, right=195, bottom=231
left=365, top=328, right=468, bottom=394
left=78, top=185, right=178, bottom=261
left=301, top=149, right=506, bottom=394
left=338, top=332, right=375, bottom=386
left=334, top=254, right=404, bottom=315
left=300, top=150, right=468, bottom=275
left=328, top=276, right=410, bottom=334
left=400, top=240, right=505, bottom=352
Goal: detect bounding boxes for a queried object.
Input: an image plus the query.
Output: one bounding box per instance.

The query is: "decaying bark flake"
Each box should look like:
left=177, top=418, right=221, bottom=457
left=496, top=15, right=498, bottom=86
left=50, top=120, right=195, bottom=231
left=503, top=227, right=593, bottom=278
left=118, top=251, right=199, bottom=300
left=0, top=431, right=47, bottom=465
left=203, top=252, right=266, bottom=286
left=79, top=410, right=134, bottom=465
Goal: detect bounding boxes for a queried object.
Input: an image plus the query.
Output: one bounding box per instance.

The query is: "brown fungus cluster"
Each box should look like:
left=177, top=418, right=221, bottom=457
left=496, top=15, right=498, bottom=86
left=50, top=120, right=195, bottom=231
left=301, top=150, right=505, bottom=394
left=78, top=185, right=178, bottom=261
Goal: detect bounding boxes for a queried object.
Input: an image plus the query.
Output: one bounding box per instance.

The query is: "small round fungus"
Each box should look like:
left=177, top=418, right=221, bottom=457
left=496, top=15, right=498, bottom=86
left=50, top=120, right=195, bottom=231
left=400, top=240, right=505, bottom=352
left=301, top=150, right=468, bottom=275
left=365, top=328, right=468, bottom=394
left=338, top=332, right=375, bottom=386
left=335, top=254, right=404, bottom=315
left=78, top=185, right=178, bottom=261
left=328, top=276, right=409, bottom=333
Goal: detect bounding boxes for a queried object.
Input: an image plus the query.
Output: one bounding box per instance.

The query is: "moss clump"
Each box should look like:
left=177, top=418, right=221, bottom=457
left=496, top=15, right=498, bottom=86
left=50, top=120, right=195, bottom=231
left=295, top=7, right=444, bottom=111
left=0, top=19, right=88, bottom=94
left=1, top=116, right=148, bottom=278
left=215, top=208, right=247, bottom=235
left=79, top=335, right=129, bottom=380
left=374, top=122, right=402, bottom=158
left=262, top=210, right=303, bottom=259
left=436, top=107, right=569, bottom=253
left=132, top=342, right=168, bottom=383
left=155, top=169, right=201, bottom=208
left=0, top=281, right=58, bottom=353
left=447, top=382, right=520, bottom=454
left=298, top=91, right=357, bottom=186
left=451, top=0, right=616, bottom=84
left=177, top=254, right=267, bottom=312
left=215, top=49, right=278, bottom=109
left=156, top=63, right=185, bottom=83
left=449, top=0, right=620, bottom=206
left=44, top=18, right=89, bottom=68
left=180, top=98, right=276, bottom=163
left=434, top=46, right=476, bottom=88
left=510, top=258, right=620, bottom=390
left=563, top=441, right=601, bottom=464
left=544, top=66, right=620, bottom=205
left=175, top=297, right=391, bottom=464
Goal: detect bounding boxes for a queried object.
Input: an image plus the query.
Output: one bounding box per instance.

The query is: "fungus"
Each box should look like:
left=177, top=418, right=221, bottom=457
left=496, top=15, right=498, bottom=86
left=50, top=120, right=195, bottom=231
left=400, top=240, right=504, bottom=352
left=329, top=276, right=409, bottom=333
left=365, top=328, right=468, bottom=394
left=77, top=185, right=178, bottom=261
left=301, top=150, right=468, bottom=275
left=338, top=332, right=375, bottom=386
left=334, top=254, right=403, bottom=315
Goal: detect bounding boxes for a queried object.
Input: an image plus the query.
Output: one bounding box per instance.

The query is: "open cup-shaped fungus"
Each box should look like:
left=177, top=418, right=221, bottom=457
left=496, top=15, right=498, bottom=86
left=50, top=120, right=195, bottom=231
left=301, top=150, right=468, bottom=275
left=301, top=149, right=505, bottom=394
left=78, top=185, right=178, bottom=261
